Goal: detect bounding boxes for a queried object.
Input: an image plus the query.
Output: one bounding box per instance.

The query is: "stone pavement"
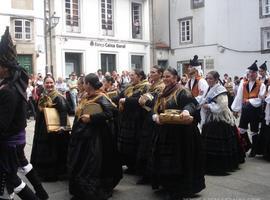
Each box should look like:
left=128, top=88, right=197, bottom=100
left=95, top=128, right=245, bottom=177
left=15, top=118, right=270, bottom=200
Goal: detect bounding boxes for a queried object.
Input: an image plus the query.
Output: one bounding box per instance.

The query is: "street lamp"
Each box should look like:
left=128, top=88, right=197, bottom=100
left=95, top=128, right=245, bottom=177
left=44, top=9, right=60, bottom=75
left=49, top=12, right=60, bottom=30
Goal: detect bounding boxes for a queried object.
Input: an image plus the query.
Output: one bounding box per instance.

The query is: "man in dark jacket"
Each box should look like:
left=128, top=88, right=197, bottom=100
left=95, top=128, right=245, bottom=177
left=0, top=27, right=47, bottom=200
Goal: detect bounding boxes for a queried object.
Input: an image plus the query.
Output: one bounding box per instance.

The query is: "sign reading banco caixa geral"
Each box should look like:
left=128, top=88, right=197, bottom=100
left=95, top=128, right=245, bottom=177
left=90, top=40, right=126, bottom=48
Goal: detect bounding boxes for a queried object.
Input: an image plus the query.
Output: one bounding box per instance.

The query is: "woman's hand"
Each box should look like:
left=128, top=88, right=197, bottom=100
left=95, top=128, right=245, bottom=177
left=179, top=110, right=191, bottom=119
left=119, top=98, right=126, bottom=104
left=138, top=96, right=146, bottom=106
left=152, top=114, right=162, bottom=125
left=80, top=114, right=91, bottom=123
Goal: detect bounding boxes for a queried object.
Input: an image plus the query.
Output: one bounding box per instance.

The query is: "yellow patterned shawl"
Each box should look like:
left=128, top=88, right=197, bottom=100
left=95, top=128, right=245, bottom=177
left=153, top=85, right=183, bottom=114
left=38, top=89, right=60, bottom=110
left=148, top=80, right=165, bottom=93
left=124, top=79, right=149, bottom=97
left=75, top=90, right=116, bottom=118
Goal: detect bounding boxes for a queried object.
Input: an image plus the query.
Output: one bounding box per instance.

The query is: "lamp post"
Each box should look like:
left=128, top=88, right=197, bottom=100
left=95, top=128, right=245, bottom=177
left=44, top=1, right=60, bottom=76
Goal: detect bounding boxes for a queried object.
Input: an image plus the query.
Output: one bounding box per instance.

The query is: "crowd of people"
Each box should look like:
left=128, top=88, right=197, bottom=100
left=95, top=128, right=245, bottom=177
left=1, top=27, right=270, bottom=200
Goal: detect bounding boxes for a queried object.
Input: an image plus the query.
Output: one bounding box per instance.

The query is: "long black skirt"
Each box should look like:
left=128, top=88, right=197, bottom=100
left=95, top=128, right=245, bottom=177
left=151, top=123, right=205, bottom=196
left=202, top=121, right=245, bottom=174
left=68, top=122, right=122, bottom=200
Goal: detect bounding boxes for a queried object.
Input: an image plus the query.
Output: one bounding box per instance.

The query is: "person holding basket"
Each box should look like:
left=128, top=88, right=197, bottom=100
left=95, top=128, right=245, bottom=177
left=151, top=67, right=205, bottom=200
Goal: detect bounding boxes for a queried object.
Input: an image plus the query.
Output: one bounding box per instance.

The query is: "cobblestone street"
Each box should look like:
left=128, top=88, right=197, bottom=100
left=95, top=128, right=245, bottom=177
left=13, top=119, right=270, bottom=200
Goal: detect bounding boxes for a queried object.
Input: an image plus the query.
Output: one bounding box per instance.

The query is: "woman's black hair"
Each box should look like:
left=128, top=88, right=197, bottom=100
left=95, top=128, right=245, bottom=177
left=44, top=75, right=55, bottom=82
left=104, top=75, right=115, bottom=84
left=152, top=65, right=164, bottom=76
left=84, top=73, right=103, bottom=89
left=133, top=69, right=146, bottom=80
left=165, top=67, right=178, bottom=77
left=207, top=71, right=223, bottom=84
left=77, top=77, right=84, bottom=84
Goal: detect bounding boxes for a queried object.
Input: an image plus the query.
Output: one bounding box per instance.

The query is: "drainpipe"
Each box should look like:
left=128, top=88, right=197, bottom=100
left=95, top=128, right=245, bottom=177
left=44, top=0, right=48, bottom=74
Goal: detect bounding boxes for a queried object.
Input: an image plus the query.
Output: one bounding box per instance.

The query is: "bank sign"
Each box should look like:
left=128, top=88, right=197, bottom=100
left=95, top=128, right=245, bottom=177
left=90, top=40, right=126, bottom=48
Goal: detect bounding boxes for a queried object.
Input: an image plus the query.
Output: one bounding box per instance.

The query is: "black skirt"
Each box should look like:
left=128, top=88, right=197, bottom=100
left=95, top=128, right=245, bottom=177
left=30, top=112, right=70, bottom=181
left=151, top=123, right=205, bottom=196
left=68, top=121, right=122, bottom=200
left=202, top=121, right=245, bottom=174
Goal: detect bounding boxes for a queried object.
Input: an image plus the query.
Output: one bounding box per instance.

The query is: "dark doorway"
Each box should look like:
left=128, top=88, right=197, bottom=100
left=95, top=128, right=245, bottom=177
left=65, top=53, right=82, bottom=78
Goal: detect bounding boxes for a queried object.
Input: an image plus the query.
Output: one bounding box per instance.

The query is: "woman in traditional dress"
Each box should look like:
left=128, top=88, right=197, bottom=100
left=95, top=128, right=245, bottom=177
left=256, top=78, right=270, bottom=160
left=77, top=77, right=87, bottom=104
left=224, top=77, right=235, bottom=109
left=116, top=69, right=149, bottom=174
left=136, top=65, right=165, bottom=184
left=151, top=67, right=205, bottom=200
left=201, top=71, right=245, bottom=175
left=68, top=73, right=122, bottom=200
left=30, top=76, right=70, bottom=182
left=102, top=75, right=117, bottom=92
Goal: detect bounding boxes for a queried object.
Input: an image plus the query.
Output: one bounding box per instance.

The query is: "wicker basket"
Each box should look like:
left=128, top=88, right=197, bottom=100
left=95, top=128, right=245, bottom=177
left=159, top=109, right=193, bottom=125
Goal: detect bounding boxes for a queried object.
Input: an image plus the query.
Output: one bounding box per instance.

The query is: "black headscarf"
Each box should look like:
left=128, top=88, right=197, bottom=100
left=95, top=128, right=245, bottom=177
left=0, top=27, right=28, bottom=101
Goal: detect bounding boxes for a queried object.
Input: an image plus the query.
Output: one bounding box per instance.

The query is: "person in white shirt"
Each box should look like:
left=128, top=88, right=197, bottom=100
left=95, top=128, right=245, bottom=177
left=185, top=55, right=208, bottom=123
left=55, top=77, right=67, bottom=95
left=231, top=60, right=266, bottom=157
left=67, top=73, right=78, bottom=112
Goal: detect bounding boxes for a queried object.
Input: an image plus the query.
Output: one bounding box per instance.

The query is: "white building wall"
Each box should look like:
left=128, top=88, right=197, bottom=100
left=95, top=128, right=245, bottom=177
left=153, top=0, right=169, bottom=44
left=51, top=0, right=151, bottom=78
left=167, top=0, right=270, bottom=77
left=0, top=0, right=46, bottom=75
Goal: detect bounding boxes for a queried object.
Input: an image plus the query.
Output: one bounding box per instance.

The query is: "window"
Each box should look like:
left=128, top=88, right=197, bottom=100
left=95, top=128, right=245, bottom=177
left=261, top=27, right=270, bottom=53
left=14, top=19, right=32, bottom=40
left=132, top=3, right=142, bottom=39
left=131, top=55, right=144, bottom=69
left=191, top=0, right=204, bottom=9
left=101, top=53, right=116, bottom=73
left=179, top=17, right=192, bottom=44
left=101, top=0, right=114, bottom=36
left=65, top=0, right=80, bottom=32
left=260, top=0, right=270, bottom=18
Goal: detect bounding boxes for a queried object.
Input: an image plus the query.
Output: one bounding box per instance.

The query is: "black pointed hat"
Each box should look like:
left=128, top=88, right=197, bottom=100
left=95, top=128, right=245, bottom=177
left=189, top=55, right=200, bottom=67
left=259, top=61, right=267, bottom=71
left=0, top=27, right=29, bottom=101
left=0, top=26, right=18, bottom=68
left=247, top=60, right=258, bottom=71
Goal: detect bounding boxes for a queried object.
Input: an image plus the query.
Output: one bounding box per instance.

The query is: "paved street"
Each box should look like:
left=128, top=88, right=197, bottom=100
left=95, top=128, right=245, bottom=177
left=17, top=118, right=270, bottom=200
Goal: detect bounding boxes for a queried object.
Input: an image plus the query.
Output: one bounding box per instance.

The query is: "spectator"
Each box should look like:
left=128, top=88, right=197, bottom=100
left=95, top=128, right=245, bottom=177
left=55, top=77, right=67, bottom=96
left=97, top=69, right=104, bottom=82
left=67, top=72, right=78, bottom=112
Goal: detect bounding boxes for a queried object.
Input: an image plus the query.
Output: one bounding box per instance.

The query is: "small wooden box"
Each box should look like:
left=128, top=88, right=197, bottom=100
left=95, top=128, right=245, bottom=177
left=43, top=107, right=71, bottom=133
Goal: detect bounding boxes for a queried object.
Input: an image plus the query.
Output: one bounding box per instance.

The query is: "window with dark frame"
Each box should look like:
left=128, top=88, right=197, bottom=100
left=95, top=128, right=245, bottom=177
left=14, top=19, right=32, bottom=40
left=131, top=55, right=144, bottom=69
left=65, top=0, right=80, bottom=32
left=191, top=0, right=204, bottom=9
left=179, top=17, right=192, bottom=44
left=101, top=0, right=114, bottom=36
left=261, top=27, right=270, bottom=53
left=132, top=2, right=142, bottom=39
left=260, top=0, right=270, bottom=18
